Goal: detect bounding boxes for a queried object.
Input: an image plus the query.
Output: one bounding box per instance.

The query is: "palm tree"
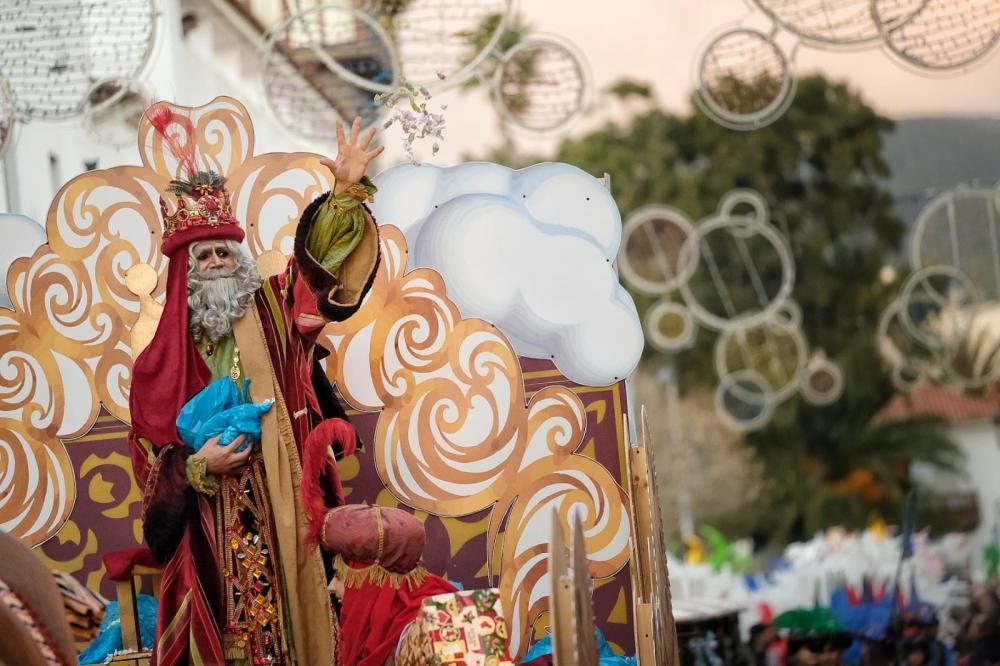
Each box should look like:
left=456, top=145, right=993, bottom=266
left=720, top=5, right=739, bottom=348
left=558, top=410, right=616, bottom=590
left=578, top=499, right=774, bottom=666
left=748, top=342, right=964, bottom=545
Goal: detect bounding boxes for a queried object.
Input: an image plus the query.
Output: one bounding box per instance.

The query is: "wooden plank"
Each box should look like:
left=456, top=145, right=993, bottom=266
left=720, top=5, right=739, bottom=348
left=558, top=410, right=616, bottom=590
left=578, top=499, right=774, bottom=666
left=116, top=578, right=140, bottom=652
left=624, top=408, right=681, bottom=666
left=572, top=512, right=599, bottom=665
left=550, top=510, right=576, bottom=666
left=641, top=406, right=681, bottom=666
left=633, top=602, right=655, bottom=666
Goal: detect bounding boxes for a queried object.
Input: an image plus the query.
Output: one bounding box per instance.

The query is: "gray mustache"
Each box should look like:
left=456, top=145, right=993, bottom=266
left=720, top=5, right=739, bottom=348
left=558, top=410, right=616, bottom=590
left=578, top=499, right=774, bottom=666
left=198, top=268, right=237, bottom=280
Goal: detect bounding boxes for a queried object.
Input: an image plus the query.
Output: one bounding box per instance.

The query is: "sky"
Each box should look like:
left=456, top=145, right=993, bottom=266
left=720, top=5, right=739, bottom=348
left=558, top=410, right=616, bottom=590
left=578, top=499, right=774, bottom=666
left=386, top=0, right=1000, bottom=165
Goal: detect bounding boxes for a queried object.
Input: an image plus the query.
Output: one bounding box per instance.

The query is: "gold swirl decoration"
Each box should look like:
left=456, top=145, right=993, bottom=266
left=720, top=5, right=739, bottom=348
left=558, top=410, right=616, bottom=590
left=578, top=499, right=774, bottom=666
left=2, top=97, right=631, bottom=659
left=1, top=97, right=335, bottom=546
left=321, top=228, right=631, bottom=657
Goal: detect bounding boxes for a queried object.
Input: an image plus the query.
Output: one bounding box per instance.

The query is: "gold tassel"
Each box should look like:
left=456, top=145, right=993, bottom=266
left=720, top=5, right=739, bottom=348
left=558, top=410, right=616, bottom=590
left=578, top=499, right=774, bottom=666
left=333, top=555, right=428, bottom=590
left=223, top=638, right=249, bottom=660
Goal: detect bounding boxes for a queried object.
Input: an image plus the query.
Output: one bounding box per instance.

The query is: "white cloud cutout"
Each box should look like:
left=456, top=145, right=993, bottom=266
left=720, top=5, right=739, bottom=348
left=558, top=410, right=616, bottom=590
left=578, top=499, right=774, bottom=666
left=372, top=162, right=642, bottom=386
left=0, top=213, right=47, bottom=309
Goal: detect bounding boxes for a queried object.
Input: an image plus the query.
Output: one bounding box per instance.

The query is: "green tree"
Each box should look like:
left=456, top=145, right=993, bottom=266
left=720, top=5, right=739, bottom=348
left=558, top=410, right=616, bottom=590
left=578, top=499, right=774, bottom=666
left=558, top=75, right=904, bottom=374
left=747, top=339, right=961, bottom=543
left=539, top=74, right=962, bottom=543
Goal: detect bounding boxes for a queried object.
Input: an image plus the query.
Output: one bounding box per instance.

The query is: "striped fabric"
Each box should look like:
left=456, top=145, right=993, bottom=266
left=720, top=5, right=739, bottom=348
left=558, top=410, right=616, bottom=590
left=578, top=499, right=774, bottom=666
left=51, top=571, right=107, bottom=644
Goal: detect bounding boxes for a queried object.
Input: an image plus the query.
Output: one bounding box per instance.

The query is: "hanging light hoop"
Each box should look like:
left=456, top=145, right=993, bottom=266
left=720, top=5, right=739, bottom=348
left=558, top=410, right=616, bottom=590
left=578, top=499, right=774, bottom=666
left=618, top=205, right=700, bottom=296
left=372, top=0, right=516, bottom=92
left=872, top=0, right=1000, bottom=74
left=693, top=26, right=797, bottom=131
left=0, top=0, right=158, bottom=120
left=260, top=5, right=401, bottom=95
left=489, top=32, right=591, bottom=133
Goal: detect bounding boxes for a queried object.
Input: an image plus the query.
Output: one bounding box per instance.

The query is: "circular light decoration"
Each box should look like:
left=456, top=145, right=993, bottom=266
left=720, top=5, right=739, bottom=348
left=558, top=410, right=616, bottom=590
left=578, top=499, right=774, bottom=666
left=362, top=0, right=513, bottom=90
left=748, top=0, right=921, bottom=49
left=898, top=265, right=979, bottom=352
left=717, top=187, right=772, bottom=227
left=619, top=205, right=700, bottom=296
left=891, top=362, right=924, bottom=391
left=715, top=368, right=774, bottom=432
left=906, top=267, right=993, bottom=385
left=81, top=79, right=151, bottom=149
left=911, top=187, right=1000, bottom=301
left=492, top=35, right=590, bottom=132
left=0, top=0, right=157, bottom=120
left=880, top=267, right=1000, bottom=390
left=772, top=299, right=803, bottom=329
left=800, top=351, right=843, bottom=405
left=680, top=198, right=795, bottom=331
left=878, top=298, right=936, bottom=390
left=877, top=184, right=1000, bottom=390
left=750, top=0, right=879, bottom=47
left=695, top=27, right=797, bottom=131
left=714, top=313, right=808, bottom=406
left=618, top=189, right=839, bottom=432
left=261, top=5, right=399, bottom=143
left=0, top=79, right=14, bottom=157
left=873, top=0, right=1000, bottom=73
left=645, top=300, right=697, bottom=353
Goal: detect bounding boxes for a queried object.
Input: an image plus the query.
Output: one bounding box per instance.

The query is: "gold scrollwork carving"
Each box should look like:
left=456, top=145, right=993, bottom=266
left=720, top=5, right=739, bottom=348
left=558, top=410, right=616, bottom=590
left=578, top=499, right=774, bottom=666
left=321, top=228, right=631, bottom=657
left=1, top=98, right=336, bottom=546
left=2, top=98, right=631, bottom=661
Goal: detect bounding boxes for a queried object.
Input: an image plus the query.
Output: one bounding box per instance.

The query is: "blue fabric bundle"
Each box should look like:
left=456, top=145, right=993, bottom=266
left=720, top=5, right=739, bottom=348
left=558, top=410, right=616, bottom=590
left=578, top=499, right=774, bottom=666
left=78, top=594, right=158, bottom=664
left=176, top=377, right=273, bottom=453
left=522, top=628, right=637, bottom=665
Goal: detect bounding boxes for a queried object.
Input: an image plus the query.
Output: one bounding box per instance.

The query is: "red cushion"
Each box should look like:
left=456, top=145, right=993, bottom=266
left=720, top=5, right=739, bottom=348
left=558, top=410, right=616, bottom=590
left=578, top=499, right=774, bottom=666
left=101, top=547, right=160, bottom=581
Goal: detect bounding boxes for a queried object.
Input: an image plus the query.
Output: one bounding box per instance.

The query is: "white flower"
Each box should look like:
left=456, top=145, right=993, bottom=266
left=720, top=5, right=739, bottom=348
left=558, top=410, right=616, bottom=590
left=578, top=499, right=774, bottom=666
left=376, top=77, right=448, bottom=164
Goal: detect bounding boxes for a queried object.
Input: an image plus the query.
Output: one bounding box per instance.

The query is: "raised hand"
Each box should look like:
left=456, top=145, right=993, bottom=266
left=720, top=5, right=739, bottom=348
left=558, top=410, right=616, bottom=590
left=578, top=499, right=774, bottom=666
left=320, top=117, right=384, bottom=195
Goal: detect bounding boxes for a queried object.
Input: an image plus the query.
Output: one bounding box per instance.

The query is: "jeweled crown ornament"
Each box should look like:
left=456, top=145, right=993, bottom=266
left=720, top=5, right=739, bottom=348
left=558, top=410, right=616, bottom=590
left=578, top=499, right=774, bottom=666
left=160, top=170, right=237, bottom=235
left=145, top=102, right=245, bottom=257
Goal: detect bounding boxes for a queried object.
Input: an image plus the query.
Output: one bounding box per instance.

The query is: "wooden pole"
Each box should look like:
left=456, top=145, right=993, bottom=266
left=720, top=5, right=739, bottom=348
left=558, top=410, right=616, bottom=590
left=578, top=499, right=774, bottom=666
left=572, top=512, right=599, bottom=665
left=641, top=406, right=681, bottom=666
left=625, top=408, right=681, bottom=666
left=550, top=508, right=604, bottom=665
left=550, top=510, right=576, bottom=666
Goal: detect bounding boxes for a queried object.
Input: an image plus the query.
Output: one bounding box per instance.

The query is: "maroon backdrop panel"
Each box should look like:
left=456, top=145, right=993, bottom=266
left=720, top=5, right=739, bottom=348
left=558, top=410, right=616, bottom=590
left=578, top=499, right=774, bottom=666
left=39, top=358, right=636, bottom=653
left=341, top=358, right=635, bottom=653
left=39, top=412, right=143, bottom=600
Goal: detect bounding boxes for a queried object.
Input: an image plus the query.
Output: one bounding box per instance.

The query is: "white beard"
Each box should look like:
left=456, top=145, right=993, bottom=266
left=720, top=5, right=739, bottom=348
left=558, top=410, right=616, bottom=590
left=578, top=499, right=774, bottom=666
left=188, top=267, right=259, bottom=343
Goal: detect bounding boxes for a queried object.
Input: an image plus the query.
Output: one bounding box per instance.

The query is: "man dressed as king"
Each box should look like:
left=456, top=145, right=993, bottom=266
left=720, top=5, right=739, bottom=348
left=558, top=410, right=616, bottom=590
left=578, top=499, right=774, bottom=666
left=127, top=107, right=382, bottom=666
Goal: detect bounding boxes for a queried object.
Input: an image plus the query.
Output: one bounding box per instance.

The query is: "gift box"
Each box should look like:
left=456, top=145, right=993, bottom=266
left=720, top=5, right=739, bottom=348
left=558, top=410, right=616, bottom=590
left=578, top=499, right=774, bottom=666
left=397, top=588, right=515, bottom=666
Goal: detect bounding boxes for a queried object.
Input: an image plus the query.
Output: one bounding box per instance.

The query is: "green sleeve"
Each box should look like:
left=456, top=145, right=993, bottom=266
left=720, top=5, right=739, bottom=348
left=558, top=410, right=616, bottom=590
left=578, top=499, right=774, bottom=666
left=305, top=176, right=378, bottom=276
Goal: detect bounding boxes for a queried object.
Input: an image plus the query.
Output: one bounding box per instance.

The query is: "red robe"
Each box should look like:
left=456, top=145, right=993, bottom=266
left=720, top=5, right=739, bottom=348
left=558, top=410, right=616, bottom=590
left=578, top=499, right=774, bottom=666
left=338, top=569, right=457, bottom=666
left=128, top=193, right=379, bottom=665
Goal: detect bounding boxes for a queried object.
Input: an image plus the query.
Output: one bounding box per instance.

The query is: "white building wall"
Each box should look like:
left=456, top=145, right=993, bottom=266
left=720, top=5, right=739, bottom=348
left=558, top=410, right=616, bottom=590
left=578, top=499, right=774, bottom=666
left=951, top=420, right=1000, bottom=549
left=913, top=419, right=1000, bottom=569
left=0, top=0, right=329, bottom=224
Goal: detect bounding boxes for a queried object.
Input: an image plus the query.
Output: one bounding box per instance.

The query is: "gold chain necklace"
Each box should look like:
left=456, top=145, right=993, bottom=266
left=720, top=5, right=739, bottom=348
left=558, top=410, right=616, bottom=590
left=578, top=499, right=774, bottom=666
left=230, top=344, right=241, bottom=382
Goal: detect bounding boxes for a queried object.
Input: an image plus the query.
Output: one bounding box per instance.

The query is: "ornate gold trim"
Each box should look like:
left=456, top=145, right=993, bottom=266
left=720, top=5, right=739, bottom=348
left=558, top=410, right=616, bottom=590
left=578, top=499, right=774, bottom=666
left=185, top=455, right=218, bottom=497
left=333, top=554, right=428, bottom=591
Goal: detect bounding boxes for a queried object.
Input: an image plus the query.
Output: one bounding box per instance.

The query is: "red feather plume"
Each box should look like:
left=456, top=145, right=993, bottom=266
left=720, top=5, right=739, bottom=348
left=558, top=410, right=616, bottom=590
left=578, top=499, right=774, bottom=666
left=300, top=418, right=358, bottom=547
left=144, top=102, right=198, bottom=179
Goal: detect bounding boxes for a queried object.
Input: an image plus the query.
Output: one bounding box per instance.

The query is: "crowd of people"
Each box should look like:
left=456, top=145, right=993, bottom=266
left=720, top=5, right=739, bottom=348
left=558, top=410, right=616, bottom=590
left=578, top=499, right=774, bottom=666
left=740, top=583, right=1000, bottom=666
